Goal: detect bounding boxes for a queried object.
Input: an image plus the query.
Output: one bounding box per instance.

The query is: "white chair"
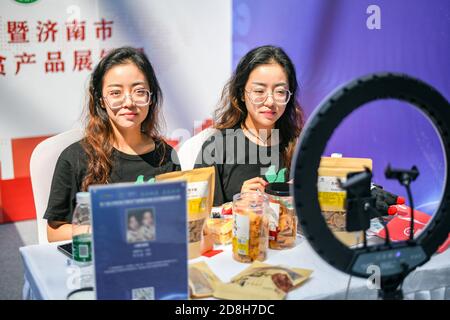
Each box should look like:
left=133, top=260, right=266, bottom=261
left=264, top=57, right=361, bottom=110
left=177, top=127, right=216, bottom=170
left=30, top=128, right=83, bottom=244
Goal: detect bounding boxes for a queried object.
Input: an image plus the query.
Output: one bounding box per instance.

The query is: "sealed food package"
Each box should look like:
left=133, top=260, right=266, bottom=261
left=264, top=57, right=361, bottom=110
left=221, top=202, right=233, bottom=216
left=318, top=156, right=372, bottom=214
left=189, top=261, right=222, bottom=298
left=188, top=266, right=213, bottom=298
left=156, top=167, right=215, bottom=259
left=213, top=261, right=313, bottom=300
left=232, top=261, right=313, bottom=290
left=318, top=156, right=372, bottom=246
left=264, top=183, right=297, bottom=249
left=232, top=192, right=269, bottom=263
left=214, top=273, right=286, bottom=300
left=211, top=202, right=232, bottom=219
left=206, top=218, right=233, bottom=245
left=322, top=210, right=346, bottom=231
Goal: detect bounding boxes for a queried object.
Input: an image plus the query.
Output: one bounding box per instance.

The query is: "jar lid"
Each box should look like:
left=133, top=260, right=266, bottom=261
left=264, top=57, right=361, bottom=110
left=265, top=182, right=290, bottom=196
left=67, top=287, right=95, bottom=300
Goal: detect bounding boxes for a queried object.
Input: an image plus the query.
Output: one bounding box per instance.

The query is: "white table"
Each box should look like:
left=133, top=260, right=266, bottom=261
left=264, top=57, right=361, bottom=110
left=20, top=238, right=450, bottom=300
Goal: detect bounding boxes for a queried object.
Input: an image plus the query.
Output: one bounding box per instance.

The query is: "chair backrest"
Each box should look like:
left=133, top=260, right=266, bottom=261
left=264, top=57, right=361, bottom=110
left=30, top=128, right=83, bottom=244
left=177, top=128, right=217, bottom=170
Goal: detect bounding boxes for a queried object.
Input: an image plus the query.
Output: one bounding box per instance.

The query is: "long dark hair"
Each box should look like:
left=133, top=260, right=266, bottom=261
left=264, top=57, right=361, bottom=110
left=214, top=45, right=304, bottom=172
left=81, top=46, right=164, bottom=191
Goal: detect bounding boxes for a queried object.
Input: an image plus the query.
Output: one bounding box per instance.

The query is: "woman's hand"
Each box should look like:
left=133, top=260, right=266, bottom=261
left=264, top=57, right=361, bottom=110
left=241, top=177, right=268, bottom=194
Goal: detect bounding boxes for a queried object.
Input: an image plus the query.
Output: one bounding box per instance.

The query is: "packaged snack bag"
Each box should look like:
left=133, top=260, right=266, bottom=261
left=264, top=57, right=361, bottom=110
left=156, top=167, right=215, bottom=259
left=213, top=261, right=312, bottom=300
left=318, top=156, right=372, bottom=246
left=189, top=261, right=222, bottom=298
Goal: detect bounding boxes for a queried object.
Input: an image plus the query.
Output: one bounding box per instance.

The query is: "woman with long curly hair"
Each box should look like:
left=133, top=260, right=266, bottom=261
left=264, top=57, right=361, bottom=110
left=45, top=47, right=180, bottom=242
left=195, top=45, right=304, bottom=206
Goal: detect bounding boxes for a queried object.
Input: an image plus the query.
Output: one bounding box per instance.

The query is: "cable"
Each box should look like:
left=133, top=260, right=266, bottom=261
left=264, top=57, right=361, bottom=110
left=370, top=208, right=391, bottom=246
left=379, top=216, right=391, bottom=246
left=356, top=195, right=368, bottom=248
left=344, top=274, right=352, bottom=300
left=405, top=184, right=415, bottom=241
left=384, top=165, right=418, bottom=241
left=363, top=229, right=367, bottom=248
left=344, top=231, right=367, bottom=300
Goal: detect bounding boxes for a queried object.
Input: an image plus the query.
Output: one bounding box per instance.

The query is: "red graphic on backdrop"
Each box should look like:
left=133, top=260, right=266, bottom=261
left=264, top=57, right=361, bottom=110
left=45, top=52, right=65, bottom=73
left=0, top=56, right=6, bottom=76
left=95, top=18, right=113, bottom=40
left=66, top=20, right=86, bottom=41
left=37, top=20, right=58, bottom=42
left=7, top=21, right=30, bottom=43
left=3, top=19, right=116, bottom=76
left=15, top=53, right=36, bottom=75
left=73, top=50, right=92, bottom=71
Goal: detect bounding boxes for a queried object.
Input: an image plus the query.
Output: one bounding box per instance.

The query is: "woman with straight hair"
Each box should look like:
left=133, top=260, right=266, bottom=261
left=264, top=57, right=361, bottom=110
left=195, top=45, right=304, bottom=206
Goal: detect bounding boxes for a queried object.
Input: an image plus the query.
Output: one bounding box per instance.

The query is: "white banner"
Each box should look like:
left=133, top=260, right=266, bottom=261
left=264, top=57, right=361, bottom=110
left=0, top=0, right=231, bottom=179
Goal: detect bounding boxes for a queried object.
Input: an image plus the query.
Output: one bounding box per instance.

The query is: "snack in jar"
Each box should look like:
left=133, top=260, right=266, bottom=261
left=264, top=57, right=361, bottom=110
left=206, top=218, right=233, bottom=245
left=156, top=166, right=215, bottom=259
left=232, top=192, right=269, bottom=263
left=264, top=182, right=297, bottom=249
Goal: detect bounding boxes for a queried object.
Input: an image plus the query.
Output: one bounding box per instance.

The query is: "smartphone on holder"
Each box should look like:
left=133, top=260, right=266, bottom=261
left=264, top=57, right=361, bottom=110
left=57, top=242, right=73, bottom=259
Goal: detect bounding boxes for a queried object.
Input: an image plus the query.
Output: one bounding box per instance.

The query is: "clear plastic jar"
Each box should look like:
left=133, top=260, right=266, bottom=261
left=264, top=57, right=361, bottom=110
left=232, top=192, right=269, bottom=263
left=265, top=183, right=297, bottom=249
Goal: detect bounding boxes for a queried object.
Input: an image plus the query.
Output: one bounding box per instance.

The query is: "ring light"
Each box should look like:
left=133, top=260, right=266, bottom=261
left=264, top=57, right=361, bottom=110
left=291, top=73, right=450, bottom=298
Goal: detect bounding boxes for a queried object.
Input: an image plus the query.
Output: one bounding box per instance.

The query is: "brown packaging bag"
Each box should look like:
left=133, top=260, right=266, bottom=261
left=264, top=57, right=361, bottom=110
left=156, top=166, right=215, bottom=259
left=189, top=261, right=222, bottom=298
left=213, top=261, right=313, bottom=300
left=318, top=156, right=372, bottom=246
left=231, top=261, right=313, bottom=291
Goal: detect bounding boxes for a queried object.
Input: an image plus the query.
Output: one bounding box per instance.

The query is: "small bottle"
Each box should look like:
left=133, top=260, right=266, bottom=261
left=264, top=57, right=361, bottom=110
left=72, top=192, right=93, bottom=287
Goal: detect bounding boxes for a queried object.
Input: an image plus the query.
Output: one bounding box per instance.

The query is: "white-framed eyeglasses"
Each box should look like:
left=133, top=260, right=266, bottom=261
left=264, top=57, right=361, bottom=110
left=103, top=89, right=152, bottom=110
left=245, top=88, right=292, bottom=105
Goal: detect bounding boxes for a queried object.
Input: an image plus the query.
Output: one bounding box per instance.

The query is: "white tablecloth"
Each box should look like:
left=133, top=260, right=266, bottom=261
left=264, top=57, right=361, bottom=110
left=20, top=238, right=450, bottom=300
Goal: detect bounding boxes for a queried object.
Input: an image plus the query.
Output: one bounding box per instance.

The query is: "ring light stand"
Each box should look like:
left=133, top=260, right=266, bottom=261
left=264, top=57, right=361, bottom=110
left=291, top=73, right=450, bottom=299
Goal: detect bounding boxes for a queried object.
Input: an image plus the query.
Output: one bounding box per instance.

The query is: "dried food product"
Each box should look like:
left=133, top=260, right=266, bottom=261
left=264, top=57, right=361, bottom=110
left=156, top=167, right=215, bottom=259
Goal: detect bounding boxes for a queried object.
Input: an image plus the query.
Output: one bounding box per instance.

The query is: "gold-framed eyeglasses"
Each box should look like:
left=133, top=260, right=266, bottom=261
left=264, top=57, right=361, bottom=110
left=245, top=88, right=292, bottom=105
left=103, top=89, right=152, bottom=110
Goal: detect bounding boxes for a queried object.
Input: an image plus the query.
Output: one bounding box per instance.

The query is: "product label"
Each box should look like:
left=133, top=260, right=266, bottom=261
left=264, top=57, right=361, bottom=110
left=268, top=201, right=280, bottom=240
left=317, top=176, right=345, bottom=192
left=233, top=214, right=249, bottom=255
left=186, top=181, right=209, bottom=216
left=73, top=233, right=92, bottom=262
left=318, top=176, right=347, bottom=211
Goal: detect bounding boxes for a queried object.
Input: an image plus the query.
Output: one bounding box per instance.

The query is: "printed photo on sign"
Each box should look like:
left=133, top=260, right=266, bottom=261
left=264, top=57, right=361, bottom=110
left=126, top=208, right=156, bottom=243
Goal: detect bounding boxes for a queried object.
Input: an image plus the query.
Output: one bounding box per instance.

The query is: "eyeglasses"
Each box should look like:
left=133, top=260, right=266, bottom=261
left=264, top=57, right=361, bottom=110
left=103, top=89, right=152, bottom=110
left=245, top=88, right=292, bottom=105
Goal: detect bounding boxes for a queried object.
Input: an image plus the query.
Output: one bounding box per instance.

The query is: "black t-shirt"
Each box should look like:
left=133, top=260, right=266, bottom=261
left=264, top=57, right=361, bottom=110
left=194, top=128, right=287, bottom=206
left=44, top=140, right=180, bottom=223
